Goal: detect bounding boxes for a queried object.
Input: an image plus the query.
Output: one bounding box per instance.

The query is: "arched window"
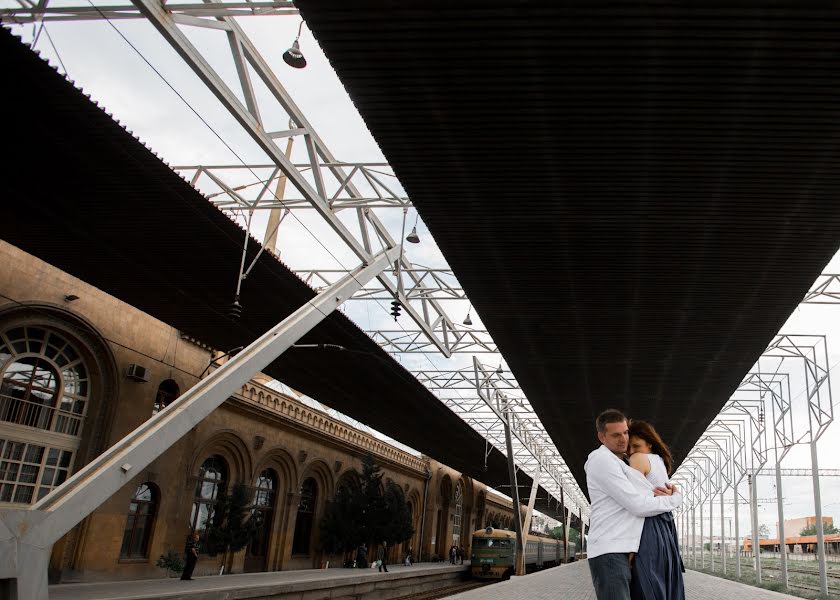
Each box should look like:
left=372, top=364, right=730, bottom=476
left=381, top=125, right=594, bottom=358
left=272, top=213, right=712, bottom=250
left=152, top=379, right=179, bottom=415
left=0, top=325, right=90, bottom=436
left=246, top=469, right=276, bottom=568
left=120, top=483, right=157, bottom=559
left=189, top=455, right=227, bottom=545
left=292, top=478, right=317, bottom=555
left=0, top=325, right=89, bottom=504
left=452, top=481, right=464, bottom=545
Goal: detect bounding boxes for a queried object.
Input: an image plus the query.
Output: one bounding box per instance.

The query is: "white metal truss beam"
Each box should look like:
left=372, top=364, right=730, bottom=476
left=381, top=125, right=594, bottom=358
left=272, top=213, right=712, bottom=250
left=367, top=329, right=496, bottom=353
left=748, top=469, right=840, bottom=477
left=179, top=164, right=412, bottom=211
left=125, top=0, right=458, bottom=357
left=0, top=246, right=400, bottom=600
left=802, top=274, right=840, bottom=304
left=296, top=268, right=466, bottom=302
left=1, top=1, right=298, bottom=22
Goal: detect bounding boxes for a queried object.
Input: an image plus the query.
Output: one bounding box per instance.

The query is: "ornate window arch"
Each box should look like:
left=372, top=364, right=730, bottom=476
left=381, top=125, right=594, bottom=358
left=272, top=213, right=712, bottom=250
left=0, top=324, right=94, bottom=503
left=119, top=482, right=158, bottom=559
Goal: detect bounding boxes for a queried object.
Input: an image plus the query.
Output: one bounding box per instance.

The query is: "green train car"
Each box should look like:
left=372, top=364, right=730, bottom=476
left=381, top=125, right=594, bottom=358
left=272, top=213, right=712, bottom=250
left=470, top=527, right=577, bottom=580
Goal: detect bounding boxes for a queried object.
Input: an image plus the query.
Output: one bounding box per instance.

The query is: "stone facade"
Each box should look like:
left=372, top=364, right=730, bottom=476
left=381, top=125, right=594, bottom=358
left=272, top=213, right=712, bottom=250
left=0, top=240, right=518, bottom=583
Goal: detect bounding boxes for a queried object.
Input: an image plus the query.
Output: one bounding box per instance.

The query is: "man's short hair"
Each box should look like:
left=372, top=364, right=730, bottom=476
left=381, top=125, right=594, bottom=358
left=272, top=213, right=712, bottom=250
left=595, top=409, right=627, bottom=433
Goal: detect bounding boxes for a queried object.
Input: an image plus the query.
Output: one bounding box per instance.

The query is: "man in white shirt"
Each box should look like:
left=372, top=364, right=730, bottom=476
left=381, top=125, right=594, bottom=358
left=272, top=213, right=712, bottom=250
left=585, top=409, right=682, bottom=600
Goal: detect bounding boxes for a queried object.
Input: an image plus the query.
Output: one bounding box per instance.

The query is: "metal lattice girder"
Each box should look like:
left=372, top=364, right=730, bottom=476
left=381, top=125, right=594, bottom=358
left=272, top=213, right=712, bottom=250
left=179, top=164, right=412, bottom=211
left=412, top=362, right=519, bottom=392
left=748, top=469, right=840, bottom=477
left=295, top=268, right=467, bottom=302
left=0, top=0, right=299, bottom=22
left=366, top=329, right=496, bottom=353
left=761, top=334, right=833, bottom=441
left=803, top=274, right=840, bottom=304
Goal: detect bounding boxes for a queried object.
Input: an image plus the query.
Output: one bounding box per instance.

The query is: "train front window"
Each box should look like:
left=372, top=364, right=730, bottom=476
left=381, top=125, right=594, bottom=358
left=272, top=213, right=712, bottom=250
left=476, top=538, right=511, bottom=549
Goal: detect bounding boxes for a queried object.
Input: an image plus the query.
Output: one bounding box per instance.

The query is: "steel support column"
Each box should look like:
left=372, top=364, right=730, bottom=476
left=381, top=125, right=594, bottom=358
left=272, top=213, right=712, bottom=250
left=518, top=464, right=541, bottom=576
left=734, top=481, right=741, bottom=578
left=775, top=463, right=788, bottom=588
left=811, top=440, right=829, bottom=594
left=710, top=484, right=715, bottom=571
left=720, top=492, right=726, bottom=574
left=503, top=404, right=525, bottom=575
left=750, top=474, right=761, bottom=582
left=691, top=503, right=697, bottom=568
left=0, top=246, right=400, bottom=600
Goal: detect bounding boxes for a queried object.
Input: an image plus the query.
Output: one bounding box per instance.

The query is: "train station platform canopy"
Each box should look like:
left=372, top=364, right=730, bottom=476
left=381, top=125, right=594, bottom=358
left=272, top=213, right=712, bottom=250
left=0, top=27, right=567, bottom=519
left=297, top=0, right=840, bottom=488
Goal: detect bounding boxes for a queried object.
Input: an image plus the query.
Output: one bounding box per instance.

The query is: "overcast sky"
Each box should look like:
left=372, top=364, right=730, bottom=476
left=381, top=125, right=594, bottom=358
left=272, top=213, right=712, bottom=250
left=10, top=11, right=840, bottom=538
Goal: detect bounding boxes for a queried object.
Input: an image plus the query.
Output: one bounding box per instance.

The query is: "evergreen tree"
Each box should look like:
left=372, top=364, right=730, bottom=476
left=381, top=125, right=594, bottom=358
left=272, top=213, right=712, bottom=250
left=319, top=455, right=415, bottom=555
left=360, top=454, right=387, bottom=543
left=320, top=481, right=364, bottom=554
left=204, top=482, right=262, bottom=570
left=383, top=480, right=414, bottom=545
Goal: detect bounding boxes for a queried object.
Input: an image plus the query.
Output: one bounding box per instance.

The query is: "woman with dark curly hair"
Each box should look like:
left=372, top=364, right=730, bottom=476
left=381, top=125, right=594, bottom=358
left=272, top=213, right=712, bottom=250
left=627, top=420, right=685, bottom=600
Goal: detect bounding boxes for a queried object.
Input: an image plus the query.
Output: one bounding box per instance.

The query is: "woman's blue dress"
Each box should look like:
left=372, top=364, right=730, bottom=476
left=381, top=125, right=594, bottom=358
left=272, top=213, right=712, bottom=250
left=630, top=511, right=685, bottom=600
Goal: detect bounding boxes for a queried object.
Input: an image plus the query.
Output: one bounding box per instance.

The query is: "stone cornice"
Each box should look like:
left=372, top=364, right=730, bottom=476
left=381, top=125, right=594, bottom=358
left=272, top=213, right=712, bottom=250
left=230, top=380, right=429, bottom=475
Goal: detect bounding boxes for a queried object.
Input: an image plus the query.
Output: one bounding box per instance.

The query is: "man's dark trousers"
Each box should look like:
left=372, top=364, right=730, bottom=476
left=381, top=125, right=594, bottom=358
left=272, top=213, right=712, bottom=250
left=588, top=553, right=631, bottom=600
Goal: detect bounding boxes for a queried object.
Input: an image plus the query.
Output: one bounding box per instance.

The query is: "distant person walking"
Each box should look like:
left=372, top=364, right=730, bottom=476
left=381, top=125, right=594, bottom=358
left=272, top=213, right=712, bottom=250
left=458, top=545, right=465, bottom=565
left=449, top=545, right=457, bottom=564
left=180, top=532, right=200, bottom=581
left=377, top=541, right=389, bottom=573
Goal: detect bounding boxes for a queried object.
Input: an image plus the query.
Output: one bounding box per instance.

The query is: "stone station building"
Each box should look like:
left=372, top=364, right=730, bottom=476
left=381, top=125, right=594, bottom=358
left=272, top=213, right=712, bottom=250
left=0, top=240, right=521, bottom=583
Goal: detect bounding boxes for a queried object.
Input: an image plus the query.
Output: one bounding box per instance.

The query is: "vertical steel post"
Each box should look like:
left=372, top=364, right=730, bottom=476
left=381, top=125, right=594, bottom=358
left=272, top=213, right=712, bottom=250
left=775, top=463, right=788, bottom=588
left=750, top=474, right=761, bottom=583
left=734, top=481, right=741, bottom=578
left=691, top=504, right=697, bottom=568
left=700, top=498, right=704, bottom=569
left=563, top=492, right=571, bottom=563
left=720, top=492, right=726, bottom=574
left=811, top=440, right=829, bottom=594
left=502, top=405, right=525, bottom=575
left=710, top=485, right=715, bottom=571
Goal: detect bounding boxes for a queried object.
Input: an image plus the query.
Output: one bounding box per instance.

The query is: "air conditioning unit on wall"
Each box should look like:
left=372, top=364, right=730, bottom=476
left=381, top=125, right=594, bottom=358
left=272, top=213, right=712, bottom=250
left=126, top=363, right=149, bottom=382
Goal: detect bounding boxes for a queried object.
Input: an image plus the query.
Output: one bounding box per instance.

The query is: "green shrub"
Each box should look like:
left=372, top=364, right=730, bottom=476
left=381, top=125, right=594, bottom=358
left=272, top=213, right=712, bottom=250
left=156, top=549, right=184, bottom=577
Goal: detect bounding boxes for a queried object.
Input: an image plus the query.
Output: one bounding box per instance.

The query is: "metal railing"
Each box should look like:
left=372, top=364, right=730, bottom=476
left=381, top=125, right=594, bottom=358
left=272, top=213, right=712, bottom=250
left=0, top=394, right=84, bottom=437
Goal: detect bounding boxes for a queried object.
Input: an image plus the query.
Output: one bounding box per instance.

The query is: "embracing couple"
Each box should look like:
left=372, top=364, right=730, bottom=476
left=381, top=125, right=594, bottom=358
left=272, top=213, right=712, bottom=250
left=585, top=409, right=685, bottom=600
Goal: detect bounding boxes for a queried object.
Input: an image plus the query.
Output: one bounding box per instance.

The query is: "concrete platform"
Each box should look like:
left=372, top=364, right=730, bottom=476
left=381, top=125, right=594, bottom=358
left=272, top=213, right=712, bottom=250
left=47, top=562, right=469, bottom=600
left=448, top=561, right=801, bottom=600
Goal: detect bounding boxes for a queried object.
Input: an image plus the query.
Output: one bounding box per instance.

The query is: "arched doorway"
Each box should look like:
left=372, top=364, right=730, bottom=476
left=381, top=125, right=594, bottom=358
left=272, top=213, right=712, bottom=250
left=244, top=469, right=277, bottom=572
left=292, top=478, right=317, bottom=557
left=189, top=455, right=228, bottom=547
left=452, top=481, right=464, bottom=547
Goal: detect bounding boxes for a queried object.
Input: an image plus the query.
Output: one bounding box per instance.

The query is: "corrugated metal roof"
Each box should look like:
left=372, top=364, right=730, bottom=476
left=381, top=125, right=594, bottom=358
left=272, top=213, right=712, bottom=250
left=298, top=0, right=840, bottom=490
left=0, top=27, right=569, bottom=518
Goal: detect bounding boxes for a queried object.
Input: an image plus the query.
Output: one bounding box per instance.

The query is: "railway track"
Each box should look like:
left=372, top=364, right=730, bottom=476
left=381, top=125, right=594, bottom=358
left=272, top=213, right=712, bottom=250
left=734, top=563, right=840, bottom=594
left=394, top=580, right=494, bottom=600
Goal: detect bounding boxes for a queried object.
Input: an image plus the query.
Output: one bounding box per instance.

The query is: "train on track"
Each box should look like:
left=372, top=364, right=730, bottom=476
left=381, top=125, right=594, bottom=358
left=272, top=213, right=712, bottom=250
left=470, top=526, right=578, bottom=580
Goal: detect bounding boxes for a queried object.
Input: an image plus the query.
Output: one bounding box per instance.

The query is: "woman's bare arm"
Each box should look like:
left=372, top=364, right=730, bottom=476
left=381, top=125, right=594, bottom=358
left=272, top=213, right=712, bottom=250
left=629, top=452, right=651, bottom=476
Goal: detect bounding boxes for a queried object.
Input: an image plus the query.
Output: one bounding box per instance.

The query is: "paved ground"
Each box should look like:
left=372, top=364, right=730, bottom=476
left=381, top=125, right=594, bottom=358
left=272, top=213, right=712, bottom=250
left=449, top=561, right=802, bottom=600
left=48, top=561, right=468, bottom=600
